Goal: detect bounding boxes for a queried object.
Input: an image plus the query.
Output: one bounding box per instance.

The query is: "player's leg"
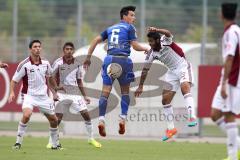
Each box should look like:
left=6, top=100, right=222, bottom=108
left=80, top=109, right=101, bottom=148
left=224, top=112, right=238, bottom=160
left=13, top=94, right=33, bottom=149
left=38, top=96, right=61, bottom=150
left=118, top=83, right=130, bottom=135
left=161, top=90, right=177, bottom=141
left=223, top=85, right=240, bottom=159
left=179, top=62, right=197, bottom=127
left=98, top=56, right=114, bottom=137
left=44, top=113, right=62, bottom=150
left=13, top=108, right=32, bottom=149
left=117, top=57, right=134, bottom=135
left=98, top=84, right=112, bottom=137
left=47, top=100, right=64, bottom=148
left=180, top=82, right=197, bottom=127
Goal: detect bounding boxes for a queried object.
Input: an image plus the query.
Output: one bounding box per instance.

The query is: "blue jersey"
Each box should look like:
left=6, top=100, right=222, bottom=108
left=101, top=20, right=137, bottom=56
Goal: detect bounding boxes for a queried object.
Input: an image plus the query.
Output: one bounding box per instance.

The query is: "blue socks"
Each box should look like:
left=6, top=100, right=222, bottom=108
left=121, top=94, right=130, bottom=116
left=99, top=96, right=108, bottom=117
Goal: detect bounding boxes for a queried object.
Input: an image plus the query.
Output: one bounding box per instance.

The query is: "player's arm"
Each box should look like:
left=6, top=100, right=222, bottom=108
left=221, top=55, right=234, bottom=99
left=8, top=80, right=18, bottom=103
left=83, top=35, right=103, bottom=69
left=135, top=51, right=153, bottom=97
left=77, top=79, right=90, bottom=104
left=148, top=27, right=172, bottom=37
left=131, top=41, right=149, bottom=52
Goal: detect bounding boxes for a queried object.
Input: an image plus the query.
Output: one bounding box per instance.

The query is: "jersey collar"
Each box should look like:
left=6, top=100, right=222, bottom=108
left=29, top=56, right=42, bottom=65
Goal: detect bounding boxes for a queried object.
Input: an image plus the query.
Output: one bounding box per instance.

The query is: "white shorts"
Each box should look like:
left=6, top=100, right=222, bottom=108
left=212, top=84, right=240, bottom=115
left=55, top=92, right=87, bottom=113
left=22, top=94, right=55, bottom=115
left=164, top=61, right=194, bottom=92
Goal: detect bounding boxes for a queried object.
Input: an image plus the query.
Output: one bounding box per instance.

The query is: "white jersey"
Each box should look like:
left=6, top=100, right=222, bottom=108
left=144, top=35, right=186, bottom=70
left=221, top=23, right=240, bottom=87
left=12, top=56, right=52, bottom=96
left=52, top=57, right=82, bottom=86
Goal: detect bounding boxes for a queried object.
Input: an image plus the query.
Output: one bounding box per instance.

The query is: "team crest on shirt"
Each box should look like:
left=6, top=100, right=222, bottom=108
left=30, top=69, right=35, bottom=73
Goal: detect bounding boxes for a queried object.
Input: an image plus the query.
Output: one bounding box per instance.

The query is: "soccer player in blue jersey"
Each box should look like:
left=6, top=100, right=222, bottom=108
left=83, top=6, right=149, bottom=137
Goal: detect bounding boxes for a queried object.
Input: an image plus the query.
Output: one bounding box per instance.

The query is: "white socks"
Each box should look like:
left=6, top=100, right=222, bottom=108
left=49, top=127, right=59, bottom=148
left=163, top=104, right=175, bottom=130
left=85, top=121, right=93, bottom=140
left=226, top=122, right=238, bottom=160
left=183, top=93, right=196, bottom=119
left=16, top=121, right=28, bottom=144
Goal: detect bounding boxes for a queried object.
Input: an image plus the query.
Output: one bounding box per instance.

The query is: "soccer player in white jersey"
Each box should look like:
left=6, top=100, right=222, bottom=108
left=210, top=3, right=240, bottom=160
left=8, top=40, right=63, bottom=150
left=46, top=42, right=101, bottom=148
left=135, top=27, right=197, bottom=141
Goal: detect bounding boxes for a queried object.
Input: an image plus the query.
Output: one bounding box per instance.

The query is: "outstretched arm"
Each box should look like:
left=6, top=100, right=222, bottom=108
left=83, top=35, right=103, bottom=69
left=131, top=41, right=149, bottom=52
left=148, top=27, right=172, bottom=37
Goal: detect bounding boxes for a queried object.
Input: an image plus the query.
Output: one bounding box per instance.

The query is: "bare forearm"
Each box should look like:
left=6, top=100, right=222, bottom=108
left=48, top=77, right=58, bottom=91
left=10, top=81, right=17, bottom=93
left=139, top=68, right=149, bottom=87
left=77, top=79, right=86, bottom=97
left=131, top=41, right=148, bottom=52
left=222, top=56, right=234, bottom=84
left=87, top=36, right=102, bottom=59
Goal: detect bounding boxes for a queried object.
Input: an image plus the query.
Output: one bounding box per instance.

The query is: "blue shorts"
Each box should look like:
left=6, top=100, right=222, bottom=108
left=102, top=55, right=135, bottom=85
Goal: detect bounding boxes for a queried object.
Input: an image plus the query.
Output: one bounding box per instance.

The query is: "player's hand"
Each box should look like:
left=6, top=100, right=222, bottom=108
left=53, top=93, right=59, bottom=101
left=83, top=58, right=91, bottom=70
left=8, top=92, right=15, bottom=103
left=84, top=96, right=90, bottom=104
left=135, top=86, right=143, bottom=97
left=0, top=63, right=8, bottom=68
left=148, top=27, right=158, bottom=32
left=221, top=83, right=227, bottom=99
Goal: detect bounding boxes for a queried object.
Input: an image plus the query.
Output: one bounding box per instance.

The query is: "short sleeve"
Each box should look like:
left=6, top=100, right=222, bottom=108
left=100, top=29, right=108, bottom=41
left=161, top=35, right=173, bottom=46
left=128, top=25, right=137, bottom=41
left=77, top=66, right=83, bottom=80
left=222, top=29, right=238, bottom=57
left=46, top=62, right=53, bottom=77
left=12, top=63, right=26, bottom=82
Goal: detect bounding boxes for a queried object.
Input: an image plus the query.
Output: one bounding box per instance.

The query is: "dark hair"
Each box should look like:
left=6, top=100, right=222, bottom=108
left=63, top=42, right=75, bottom=50
left=120, top=6, right=136, bottom=19
left=147, top=32, right=161, bottom=40
left=221, top=3, right=238, bottom=20
left=29, top=39, right=41, bottom=49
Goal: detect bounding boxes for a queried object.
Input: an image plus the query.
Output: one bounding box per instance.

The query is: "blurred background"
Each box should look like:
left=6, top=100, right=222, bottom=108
left=0, top=0, right=240, bottom=138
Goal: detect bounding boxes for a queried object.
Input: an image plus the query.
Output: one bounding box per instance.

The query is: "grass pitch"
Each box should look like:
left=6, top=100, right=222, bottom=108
left=0, top=136, right=225, bottom=160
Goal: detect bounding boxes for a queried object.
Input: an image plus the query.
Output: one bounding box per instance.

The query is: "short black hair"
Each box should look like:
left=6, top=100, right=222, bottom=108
left=147, top=32, right=161, bottom=40
left=120, top=6, right=136, bottom=19
left=29, top=39, right=41, bottom=49
left=221, top=3, right=238, bottom=20
left=63, top=42, right=75, bottom=50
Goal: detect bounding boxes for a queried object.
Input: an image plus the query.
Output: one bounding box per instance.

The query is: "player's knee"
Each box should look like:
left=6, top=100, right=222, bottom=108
left=56, top=113, right=63, bottom=121
left=23, top=113, right=32, bottom=122
left=162, top=98, right=170, bottom=105
left=210, top=111, right=220, bottom=122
